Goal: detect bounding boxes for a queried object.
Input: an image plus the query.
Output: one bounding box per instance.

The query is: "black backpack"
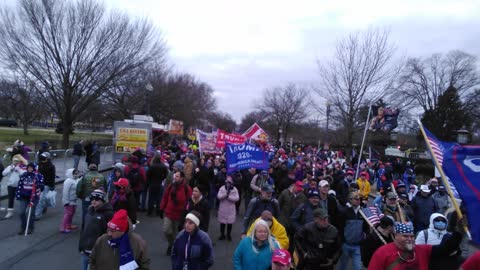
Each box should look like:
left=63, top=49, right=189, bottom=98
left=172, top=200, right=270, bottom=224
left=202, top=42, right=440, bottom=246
left=127, top=167, right=142, bottom=189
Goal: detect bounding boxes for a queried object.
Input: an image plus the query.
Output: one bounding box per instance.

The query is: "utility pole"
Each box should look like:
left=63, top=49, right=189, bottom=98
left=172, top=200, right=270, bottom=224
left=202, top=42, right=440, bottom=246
left=325, top=101, right=331, bottom=145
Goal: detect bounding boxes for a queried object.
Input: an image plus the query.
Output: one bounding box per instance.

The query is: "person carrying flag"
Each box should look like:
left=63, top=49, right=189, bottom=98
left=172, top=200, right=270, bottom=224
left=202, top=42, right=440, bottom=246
left=16, top=163, right=44, bottom=235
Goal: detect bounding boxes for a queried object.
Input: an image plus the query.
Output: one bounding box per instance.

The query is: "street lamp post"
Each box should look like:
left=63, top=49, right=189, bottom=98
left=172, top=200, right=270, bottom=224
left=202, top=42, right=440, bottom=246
left=325, top=101, right=331, bottom=144
left=278, top=128, right=283, bottom=147
left=145, top=83, right=154, bottom=116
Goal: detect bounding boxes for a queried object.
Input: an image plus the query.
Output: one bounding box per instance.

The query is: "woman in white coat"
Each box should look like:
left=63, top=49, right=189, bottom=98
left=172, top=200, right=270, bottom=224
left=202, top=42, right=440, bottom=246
left=1, top=155, right=27, bottom=218
left=217, top=175, right=239, bottom=241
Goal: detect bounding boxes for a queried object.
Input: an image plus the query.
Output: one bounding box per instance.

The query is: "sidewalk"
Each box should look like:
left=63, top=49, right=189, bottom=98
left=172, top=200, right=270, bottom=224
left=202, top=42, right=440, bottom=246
left=1, top=153, right=114, bottom=199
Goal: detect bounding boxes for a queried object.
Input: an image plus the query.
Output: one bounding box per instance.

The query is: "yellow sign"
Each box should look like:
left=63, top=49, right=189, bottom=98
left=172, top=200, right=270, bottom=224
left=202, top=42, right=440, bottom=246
left=115, top=141, right=148, bottom=153
left=117, top=128, right=148, bottom=142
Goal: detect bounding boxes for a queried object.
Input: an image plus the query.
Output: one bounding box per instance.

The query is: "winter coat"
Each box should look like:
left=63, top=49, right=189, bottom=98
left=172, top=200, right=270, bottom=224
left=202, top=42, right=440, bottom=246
left=338, top=204, right=369, bottom=245
left=290, top=201, right=320, bottom=232
left=356, top=178, right=371, bottom=199
left=233, top=236, right=279, bottom=270
left=217, top=185, right=239, bottom=224
left=89, top=230, right=150, bottom=270
left=415, top=213, right=450, bottom=245
left=107, top=167, right=124, bottom=200
left=196, top=166, right=214, bottom=189
left=111, top=190, right=137, bottom=224
left=16, top=171, right=44, bottom=200
left=242, top=197, right=280, bottom=234
left=171, top=229, right=214, bottom=270
left=76, top=171, right=107, bottom=200
left=184, top=157, right=194, bottom=184
left=295, top=222, right=341, bottom=269
left=277, top=187, right=306, bottom=229
left=147, top=162, right=168, bottom=190
left=382, top=204, right=409, bottom=223
left=160, top=182, right=192, bottom=221
left=72, top=142, right=84, bottom=156
left=38, top=160, right=56, bottom=188
left=2, top=163, right=25, bottom=187
left=411, top=193, right=439, bottom=232
left=246, top=216, right=289, bottom=249
left=184, top=196, right=210, bottom=232
left=123, top=163, right=147, bottom=192
left=361, top=229, right=394, bottom=267
left=78, top=203, right=114, bottom=253
left=62, top=168, right=79, bottom=205
left=432, top=192, right=452, bottom=215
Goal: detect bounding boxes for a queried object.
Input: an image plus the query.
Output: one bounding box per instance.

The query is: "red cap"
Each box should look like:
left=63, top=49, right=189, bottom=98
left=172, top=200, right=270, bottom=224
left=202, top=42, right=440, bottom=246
left=114, top=178, right=129, bottom=188
left=360, top=171, right=368, bottom=177
left=272, top=249, right=291, bottom=265
left=107, top=209, right=129, bottom=232
left=346, top=170, right=355, bottom=176
left=294, top=181, right=304, bottom=192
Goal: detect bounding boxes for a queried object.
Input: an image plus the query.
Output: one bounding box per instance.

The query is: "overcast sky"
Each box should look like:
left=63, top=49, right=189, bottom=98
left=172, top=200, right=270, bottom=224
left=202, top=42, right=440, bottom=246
left=104, top=0, right=480, bottom=123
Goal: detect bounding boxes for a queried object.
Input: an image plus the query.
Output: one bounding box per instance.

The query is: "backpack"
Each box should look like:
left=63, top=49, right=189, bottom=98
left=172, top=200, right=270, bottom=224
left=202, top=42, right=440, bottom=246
left=127, top=167, right=142, bottom=189
left=422, top=229, right=429, bottom=244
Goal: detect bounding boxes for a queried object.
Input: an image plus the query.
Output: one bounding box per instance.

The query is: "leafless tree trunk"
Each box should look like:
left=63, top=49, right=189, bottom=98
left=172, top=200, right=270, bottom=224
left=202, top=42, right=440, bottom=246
left=260, top=83, right=310, bottom=144
left=395, top=50, right=479, bottom=112
left=315, top=28, right=397, bottom=161
left=0, top=0, right=167, bottom=147
left=0, top=78, right=43, bottom=135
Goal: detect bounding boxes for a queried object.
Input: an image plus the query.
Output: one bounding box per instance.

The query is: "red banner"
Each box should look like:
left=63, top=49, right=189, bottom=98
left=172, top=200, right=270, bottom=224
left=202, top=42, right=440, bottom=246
left=216, top=129, right=246, bottom=148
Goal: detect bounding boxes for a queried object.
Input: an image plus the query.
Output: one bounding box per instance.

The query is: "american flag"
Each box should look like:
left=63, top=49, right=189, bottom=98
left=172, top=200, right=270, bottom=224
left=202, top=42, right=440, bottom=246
left=423, top=127, right=460, bottom=199
left=362, top=206, right=384, bottom=226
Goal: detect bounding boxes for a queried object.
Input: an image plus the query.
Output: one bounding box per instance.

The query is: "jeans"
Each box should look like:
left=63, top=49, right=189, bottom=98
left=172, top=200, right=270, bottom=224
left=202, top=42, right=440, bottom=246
left=19, top=198, right=38, bottom=231
left=81, top=200, right=91, bottom=230
left=337, top=243, right=362, bottom=270
left=140, top=189, right=147, bottom=210
left=147, top=188, right=162, bottom=215
left=7, top=186, right=16, bottom=208
left=81, top=252, right=90, bottom=270
left=73, top=155, right=81, bottom=170
left=61, top=204, right=76, bottom=230
left=35, top=187, right=53, bottom=218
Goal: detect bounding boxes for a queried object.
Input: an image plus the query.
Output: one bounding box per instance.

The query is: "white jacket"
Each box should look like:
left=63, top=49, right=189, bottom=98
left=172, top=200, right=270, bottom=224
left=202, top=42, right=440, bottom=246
left=415, top=213, right=449, bottom=245
left=2, top=164, right=25, bottom=187
left=62, top=169, right=79, bottom=205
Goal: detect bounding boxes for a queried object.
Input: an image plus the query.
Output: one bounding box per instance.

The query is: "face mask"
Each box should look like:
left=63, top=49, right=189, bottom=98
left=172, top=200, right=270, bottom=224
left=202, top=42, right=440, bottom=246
left=433, top=221, right=447, bottom=230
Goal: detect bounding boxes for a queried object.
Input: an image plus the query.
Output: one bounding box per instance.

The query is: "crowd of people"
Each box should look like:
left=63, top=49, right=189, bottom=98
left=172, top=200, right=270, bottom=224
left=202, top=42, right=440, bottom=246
left=1, top=138, right=479, bottom=270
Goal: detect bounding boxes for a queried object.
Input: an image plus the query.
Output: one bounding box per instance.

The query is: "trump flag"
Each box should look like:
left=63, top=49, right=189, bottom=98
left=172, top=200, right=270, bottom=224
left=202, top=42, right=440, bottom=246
left=423, top=126, right=480, bottom=244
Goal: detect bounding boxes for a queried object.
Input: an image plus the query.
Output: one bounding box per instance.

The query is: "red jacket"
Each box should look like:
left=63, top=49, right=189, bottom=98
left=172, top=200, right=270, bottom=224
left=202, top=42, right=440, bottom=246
left=368, top=243, right=432, bottom=270
left=123, top=164, right=146, bottom=192
left=159, top=182, right=192, bottom=221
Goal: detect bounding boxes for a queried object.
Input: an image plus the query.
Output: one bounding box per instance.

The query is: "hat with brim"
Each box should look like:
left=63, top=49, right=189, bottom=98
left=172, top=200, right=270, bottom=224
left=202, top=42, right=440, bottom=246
left=420, top=184, right=431, bottom=193
left=261, top=185, right=274, bottom=193
left=272, top=249, right=291, bottom=265
left=294, top=181, right=303, bottom=192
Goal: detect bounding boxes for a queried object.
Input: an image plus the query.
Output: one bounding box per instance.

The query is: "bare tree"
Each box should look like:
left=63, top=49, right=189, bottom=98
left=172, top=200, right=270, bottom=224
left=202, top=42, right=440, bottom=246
left=239, top=111, right=266, bottom=132
left=315, top=28, right=397, bottom=158
left=395, top=50, right=479, bottom=112
left=260, top=83, right=310, bottom=144
left=0, top=78, right=43, bottom=135
left=148, top=73, right=217, bottom=127
left=206, top=111, right=237, bottom=133
left=0, top=0, right=167, bottom=147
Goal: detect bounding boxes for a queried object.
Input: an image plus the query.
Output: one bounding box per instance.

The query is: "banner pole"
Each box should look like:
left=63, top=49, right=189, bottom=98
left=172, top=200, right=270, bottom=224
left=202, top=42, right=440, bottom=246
left=355, top=104, right=372, bottom=180
left=416, top=119, right=471, bottom=238
left=359, top=209, right=387, bottom=245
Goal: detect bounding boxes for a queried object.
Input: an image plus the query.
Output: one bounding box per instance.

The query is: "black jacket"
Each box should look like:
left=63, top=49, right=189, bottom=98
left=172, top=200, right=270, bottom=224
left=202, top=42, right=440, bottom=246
left=147, top=163, right=168, bottom=189
left=78, top=203, right=114, bottom=253
left=73, top=142, right=83, bottom=156
left=38, top=160, right=56, bottom=188
left=295, top=222, right=341, bottom=270
left=183, top=196, right=210, bottom=232
left=360, top=229, right=394, bottom=267
left=111, top=191, right=137, bottom=224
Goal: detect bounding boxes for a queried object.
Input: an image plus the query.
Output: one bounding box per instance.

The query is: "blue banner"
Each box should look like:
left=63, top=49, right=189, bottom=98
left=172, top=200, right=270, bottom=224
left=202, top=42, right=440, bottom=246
left=225, top=143, right=269, bottom=173
left=369, top=106, right=399, bottom=132
left=424, top=127, right=480, bottom=244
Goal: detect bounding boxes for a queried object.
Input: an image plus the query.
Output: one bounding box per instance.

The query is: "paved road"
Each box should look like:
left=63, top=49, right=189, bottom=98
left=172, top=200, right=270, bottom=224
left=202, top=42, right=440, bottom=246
left=0, top=168, right=241, bottom=270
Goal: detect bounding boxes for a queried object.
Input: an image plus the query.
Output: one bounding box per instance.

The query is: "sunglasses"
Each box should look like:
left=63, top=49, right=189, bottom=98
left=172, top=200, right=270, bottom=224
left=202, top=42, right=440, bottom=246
left=90, top=197, right=103, bottom=202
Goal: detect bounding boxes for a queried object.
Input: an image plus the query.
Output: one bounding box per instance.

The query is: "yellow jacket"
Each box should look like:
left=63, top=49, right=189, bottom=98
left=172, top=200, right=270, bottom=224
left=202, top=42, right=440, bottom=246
left=356, top=178, right=371, bottom=199
left=246, top=216, right=289, bottom=249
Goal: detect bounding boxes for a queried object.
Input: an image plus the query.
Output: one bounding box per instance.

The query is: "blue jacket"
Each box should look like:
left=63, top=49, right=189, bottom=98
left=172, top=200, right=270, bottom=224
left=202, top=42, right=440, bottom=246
left=411, top=193, right=439, bottom=231
left=290, top=201, right=320, bottom=232
left=171, top=229, right=214, bottom=270
left=233, top=236, right=279, bottom=270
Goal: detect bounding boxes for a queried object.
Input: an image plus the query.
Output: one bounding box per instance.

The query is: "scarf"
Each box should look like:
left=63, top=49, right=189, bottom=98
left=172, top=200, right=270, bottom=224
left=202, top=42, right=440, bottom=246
left=111, top=190, right=127, bottom=206
left=171, top=181, right=181, bottom=205
left=108, top=233, right=138, bottom=270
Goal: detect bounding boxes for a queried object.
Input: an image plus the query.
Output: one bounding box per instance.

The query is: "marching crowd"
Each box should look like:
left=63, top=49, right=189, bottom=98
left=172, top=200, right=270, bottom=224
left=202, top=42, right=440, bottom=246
left=1, top=139, right=480, bottom=270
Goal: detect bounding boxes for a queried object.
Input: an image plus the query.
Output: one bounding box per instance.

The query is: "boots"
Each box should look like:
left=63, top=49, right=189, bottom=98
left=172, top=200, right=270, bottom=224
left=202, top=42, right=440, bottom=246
left=4, top=208, right=14, bottom=219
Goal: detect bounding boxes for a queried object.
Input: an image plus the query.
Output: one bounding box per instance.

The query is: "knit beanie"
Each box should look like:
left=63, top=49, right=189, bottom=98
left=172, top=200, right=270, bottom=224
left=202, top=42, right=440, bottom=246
left=90, top=189, right=106, bottom=202
left=107, top=209, right=129, bottom=232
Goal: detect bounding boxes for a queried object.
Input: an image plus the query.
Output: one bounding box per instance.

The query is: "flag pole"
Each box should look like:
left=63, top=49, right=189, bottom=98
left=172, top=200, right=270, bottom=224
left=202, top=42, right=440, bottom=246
left=355, top=103, right=372, bottom=180
left=358, top=209, right=387, bottom=245
left=416, top=119, right=471, bottom=238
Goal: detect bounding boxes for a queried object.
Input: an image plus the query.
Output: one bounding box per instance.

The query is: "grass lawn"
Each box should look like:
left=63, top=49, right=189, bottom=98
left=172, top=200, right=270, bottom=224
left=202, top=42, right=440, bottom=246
left=0, top=127, right=112, bottom=152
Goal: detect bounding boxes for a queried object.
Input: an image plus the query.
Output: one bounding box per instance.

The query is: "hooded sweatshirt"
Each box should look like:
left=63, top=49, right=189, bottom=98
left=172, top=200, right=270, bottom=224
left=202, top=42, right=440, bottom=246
left=62, top=169, right=79, bottom=205
left=2, top=162, right=25, bottom=187
left=415, top=213, right=449, bottom=245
